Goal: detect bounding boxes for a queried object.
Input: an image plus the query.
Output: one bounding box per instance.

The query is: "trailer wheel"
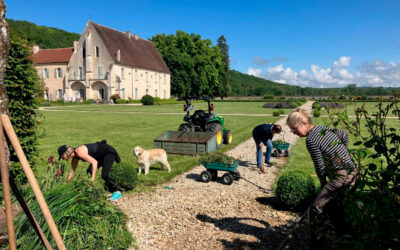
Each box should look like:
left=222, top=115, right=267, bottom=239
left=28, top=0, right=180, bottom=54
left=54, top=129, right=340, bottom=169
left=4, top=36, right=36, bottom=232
left=222, top=173, right=234, bottom=185
left=209, top=169, right=218, bottom=180
left=284, top=149, right=289, bottom=157
left=272, top=150, right=278, bottom=157
left=231, top=170, right=241, bottom=181
left=200, top=171, right=212, bottom=183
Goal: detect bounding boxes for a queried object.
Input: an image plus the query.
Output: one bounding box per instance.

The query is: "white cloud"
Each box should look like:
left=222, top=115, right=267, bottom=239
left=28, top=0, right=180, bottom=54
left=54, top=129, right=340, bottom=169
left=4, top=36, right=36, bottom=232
left=247, top=56, right=400, bottom=88
left=247, top=67, right=262, bottom=77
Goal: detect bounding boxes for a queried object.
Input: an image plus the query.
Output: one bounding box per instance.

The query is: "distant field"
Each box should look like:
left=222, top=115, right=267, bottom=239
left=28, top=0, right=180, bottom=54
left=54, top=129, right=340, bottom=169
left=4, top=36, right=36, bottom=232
left=37, top=102, right=281, bottom=187
left=318, top=102, right=399, bottom=116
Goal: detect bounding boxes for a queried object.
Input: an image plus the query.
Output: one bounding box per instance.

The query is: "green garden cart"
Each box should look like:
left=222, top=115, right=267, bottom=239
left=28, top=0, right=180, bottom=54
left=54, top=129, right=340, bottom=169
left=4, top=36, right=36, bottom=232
left=200, top=160, right=241, bottom=185
left=271, top=140, right=290, bottom=157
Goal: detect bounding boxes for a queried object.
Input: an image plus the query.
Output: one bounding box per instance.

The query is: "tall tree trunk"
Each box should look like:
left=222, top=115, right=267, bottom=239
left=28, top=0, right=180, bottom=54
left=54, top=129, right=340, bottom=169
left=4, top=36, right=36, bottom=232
left=0, top=0, right=10, bottom=172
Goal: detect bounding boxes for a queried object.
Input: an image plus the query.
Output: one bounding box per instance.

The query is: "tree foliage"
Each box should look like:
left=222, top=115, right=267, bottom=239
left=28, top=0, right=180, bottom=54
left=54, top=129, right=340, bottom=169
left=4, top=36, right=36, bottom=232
left=217, top=35, right=231, bottom=97
left=150, top=31, right=225, bottom=97
left=5, top=36, right=40, bottom=181
left=7, top=18, right=80, bottom=48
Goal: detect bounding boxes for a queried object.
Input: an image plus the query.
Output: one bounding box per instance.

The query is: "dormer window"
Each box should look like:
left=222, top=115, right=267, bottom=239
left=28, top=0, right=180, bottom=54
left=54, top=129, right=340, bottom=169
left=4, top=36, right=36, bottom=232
left=95, top=46, right=100, bottom=58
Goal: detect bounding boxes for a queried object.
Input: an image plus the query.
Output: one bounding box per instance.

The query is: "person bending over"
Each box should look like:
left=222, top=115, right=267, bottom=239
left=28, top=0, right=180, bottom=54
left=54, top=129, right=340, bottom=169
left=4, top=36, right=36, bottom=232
left=252, top=123, right=282, bottom=173
left=58, top=140, right=122, bottom=201
left=287, top=108, right=359, bottom=248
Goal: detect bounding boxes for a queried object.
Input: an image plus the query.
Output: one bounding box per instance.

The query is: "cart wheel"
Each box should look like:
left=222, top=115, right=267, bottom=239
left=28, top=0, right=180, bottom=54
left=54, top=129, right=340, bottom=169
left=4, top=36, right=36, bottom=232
left=222, top=173, right=234, bottom=185
left=209, top=169, right=218, bottom=180
left=200, top=171, right=212, bottom=183
left=231, top=170, right=241, bottom=181
left=272, top=150, right=278, bottom=158
left=284, top=149, right=289, bottom=157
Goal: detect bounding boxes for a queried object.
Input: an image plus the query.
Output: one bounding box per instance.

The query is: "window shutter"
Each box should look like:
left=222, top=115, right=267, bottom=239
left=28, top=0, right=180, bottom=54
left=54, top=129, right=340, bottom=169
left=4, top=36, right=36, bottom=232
left=54, top=68, right=57, bottom=79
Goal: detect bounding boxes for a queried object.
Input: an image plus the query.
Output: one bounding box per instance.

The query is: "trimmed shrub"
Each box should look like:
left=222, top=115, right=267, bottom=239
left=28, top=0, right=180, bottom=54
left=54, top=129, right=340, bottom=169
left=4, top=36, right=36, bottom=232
left=141, top=94, right=154, bottom=105
left=13, top=179, right=134, bottom=249
left=313, top=110, right=321, bottom=117
left=273, top=110, right=281, bottom=116
left=115, top=99, right=128, bottom=104
left=87, top=99, right=97, bottom=104
left=110, top=162, right=138, bottom=191
left=263, top=94, right=274, bottom=100
left=276, top=170, right=315, bottom=209
left=110, top=94, right=120, bottom=103
left=154, top=97, right=161, bottom=105
left=279, top=109, right=285, bottom=114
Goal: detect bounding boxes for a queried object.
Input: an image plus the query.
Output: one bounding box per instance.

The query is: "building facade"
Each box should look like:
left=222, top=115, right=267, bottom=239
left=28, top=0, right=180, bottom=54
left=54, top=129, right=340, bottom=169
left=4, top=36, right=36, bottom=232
left=32, top=21, right=171, bottom=101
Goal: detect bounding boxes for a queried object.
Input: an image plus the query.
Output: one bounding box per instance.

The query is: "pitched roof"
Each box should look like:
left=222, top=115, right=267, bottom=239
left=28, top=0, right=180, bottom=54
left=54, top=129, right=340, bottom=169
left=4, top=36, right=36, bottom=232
left=31, top=47, right=74, bottom=64
left=91, top=22, right=170, bottom=74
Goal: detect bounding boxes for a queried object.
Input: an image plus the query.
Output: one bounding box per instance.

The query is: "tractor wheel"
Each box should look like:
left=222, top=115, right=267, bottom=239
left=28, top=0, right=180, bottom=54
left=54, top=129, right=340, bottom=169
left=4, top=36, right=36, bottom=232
left=178, top=123, right=191, bottom=132
left=223, top=130, right=232, bottom=144
left=200, top=171, right=212, bottom=183
left=209, top=169, right=218, bottom=180
left=206, top=122, right=223, bottom=149
left=222, top=173, right=234, bottom=185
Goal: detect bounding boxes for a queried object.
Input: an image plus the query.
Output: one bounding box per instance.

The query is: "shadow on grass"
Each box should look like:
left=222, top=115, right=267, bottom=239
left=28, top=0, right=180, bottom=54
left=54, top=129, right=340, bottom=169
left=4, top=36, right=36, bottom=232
left=196, top=213, right=309, bottom=249
left=255, top=196, right=309, bottom=214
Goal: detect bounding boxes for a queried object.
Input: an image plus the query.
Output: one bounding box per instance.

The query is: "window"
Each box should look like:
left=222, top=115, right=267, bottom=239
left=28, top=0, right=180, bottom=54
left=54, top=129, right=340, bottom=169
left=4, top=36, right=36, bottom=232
left=121, top=88, right=125, bottom=99
left=95, top=46, right=99, bottom=58
left=55, top=68, right=62, bottom=78
left=121, top=68, right=125, bottom=79
left=82, top=41, right=86, bottom=58
left=99, top=89, right=105, bottom=99
left=42, top=68, right=49, bottom=79
left=135, top=88, right=138, bottom=99
left=155, top=89, right=158, bottom=97
left=56, top=89, right=63, bottom=99
left=98, top=66, right=103, bottom=79
left=155, top=73, right=158, bottom=83
left=54, top=68, right=57, bottom=78
left=164, top=74, right=166, bottom=84
left=146, top=89, right=148, bottom=94
left=164, top=90, right=166, bottom=99
left=146, top=72, right=148, bottom=82
left=78, top=67, right=83, bottom=79
left=135, top=70, right=138, bottom=81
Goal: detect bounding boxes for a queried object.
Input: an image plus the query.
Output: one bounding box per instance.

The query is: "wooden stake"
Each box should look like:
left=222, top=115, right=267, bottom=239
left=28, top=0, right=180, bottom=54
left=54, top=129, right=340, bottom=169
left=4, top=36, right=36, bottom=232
left=9, top=177, right=53, bottom=249
left=0, top=114, right=16, bottom=249
left=1, top=114, right=66, bottom=250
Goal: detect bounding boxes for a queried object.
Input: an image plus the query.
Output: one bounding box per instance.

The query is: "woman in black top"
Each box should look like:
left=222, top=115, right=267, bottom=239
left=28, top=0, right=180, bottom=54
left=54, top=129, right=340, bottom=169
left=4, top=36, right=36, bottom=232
left=58, top=140, right=122, bottom=201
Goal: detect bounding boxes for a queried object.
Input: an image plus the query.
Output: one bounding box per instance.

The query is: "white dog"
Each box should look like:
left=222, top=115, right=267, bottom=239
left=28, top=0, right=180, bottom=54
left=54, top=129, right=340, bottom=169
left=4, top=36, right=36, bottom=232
left=133, top=146, right=171, bottom=175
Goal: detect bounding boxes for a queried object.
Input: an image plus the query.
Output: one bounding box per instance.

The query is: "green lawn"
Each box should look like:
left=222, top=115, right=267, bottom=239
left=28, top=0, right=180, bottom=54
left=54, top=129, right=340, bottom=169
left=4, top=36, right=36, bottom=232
left=41, top=101, right=291, bottom=115
left=318, top=101, right=398, bottom=116
left=37, top=103, right=281, bottom=188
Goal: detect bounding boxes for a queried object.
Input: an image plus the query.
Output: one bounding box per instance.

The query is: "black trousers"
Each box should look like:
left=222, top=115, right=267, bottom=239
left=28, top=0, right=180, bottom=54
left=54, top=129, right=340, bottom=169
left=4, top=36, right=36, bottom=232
left=87, top=154, right=117, bottom=192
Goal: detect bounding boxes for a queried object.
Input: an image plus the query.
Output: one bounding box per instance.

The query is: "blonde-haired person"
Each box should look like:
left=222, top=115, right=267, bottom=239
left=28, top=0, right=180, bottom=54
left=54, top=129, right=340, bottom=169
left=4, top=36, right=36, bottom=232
left=287, top=108, right=358, bottom=247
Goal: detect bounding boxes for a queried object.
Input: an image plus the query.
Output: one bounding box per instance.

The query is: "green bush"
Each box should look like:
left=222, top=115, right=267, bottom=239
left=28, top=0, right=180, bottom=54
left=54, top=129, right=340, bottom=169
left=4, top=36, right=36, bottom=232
left=263, top=94, right=274, bottom=100
left=55, top=98, right=65, bottom=104
left=313, top=110, right=321, bottom=117
left=153, top=97, right=161, bottom=105
left=289, top=101, right=299, bottom=108
left=13, top=179, right=134, bottom=249
left=115, top=99, right=128, bottom=104
left=199, top=152, right=237, bottom=164
left=276, top=170, right=315, bottom=209
left=81, top=100, right=90, bottom=104
left=87, top=99, right=97, bottom=104
left=141, top=94, right=154, bottom=105
left=41, top=101, right=51, bottom=107
left=279, top=109, right=285, bottom=114
left=273, top=110, right=281, bottom=116
left=110, top=162, right=138, bottom=191
left=110, top=94, right=120, bottom=103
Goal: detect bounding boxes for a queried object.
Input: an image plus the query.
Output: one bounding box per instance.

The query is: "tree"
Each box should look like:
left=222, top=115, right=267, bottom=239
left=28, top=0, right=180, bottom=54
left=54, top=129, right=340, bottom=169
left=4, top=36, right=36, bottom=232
left=217, top=35, right=231, bottom=97
left=5, top=36, right=40, bottom=182
left=151, top=31, right=224, bottom=97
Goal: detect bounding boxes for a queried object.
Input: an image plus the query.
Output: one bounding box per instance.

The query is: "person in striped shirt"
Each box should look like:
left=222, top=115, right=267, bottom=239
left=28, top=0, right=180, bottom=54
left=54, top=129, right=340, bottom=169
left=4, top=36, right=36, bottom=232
left=287, top=108, right=359, bottom=245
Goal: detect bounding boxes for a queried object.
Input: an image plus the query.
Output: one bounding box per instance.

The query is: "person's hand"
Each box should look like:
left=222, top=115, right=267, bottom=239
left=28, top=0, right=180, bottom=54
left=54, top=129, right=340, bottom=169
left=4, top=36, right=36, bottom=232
left=259, top=142, right=263, bottom=148
left=67, top=173, right=74, bottom=181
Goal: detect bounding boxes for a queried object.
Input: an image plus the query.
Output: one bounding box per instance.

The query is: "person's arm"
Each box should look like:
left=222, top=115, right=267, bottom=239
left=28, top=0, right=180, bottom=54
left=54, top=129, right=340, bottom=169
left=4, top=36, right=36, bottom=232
left=67, top=157, right=79, bottom=180
left=74, top=146, right=98, bottom=182
left=306, top=140, right=327, bottom=187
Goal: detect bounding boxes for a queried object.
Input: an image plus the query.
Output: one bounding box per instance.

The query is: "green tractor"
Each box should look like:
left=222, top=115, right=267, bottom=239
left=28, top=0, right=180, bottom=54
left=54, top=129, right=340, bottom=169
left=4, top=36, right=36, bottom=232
left=177, top=97, right=232, bottom=148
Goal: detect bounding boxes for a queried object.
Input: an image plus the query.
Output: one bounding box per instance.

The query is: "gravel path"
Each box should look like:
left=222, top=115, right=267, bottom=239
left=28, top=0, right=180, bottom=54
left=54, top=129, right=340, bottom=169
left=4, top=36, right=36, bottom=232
left=116, top=102, right=313, bottom=250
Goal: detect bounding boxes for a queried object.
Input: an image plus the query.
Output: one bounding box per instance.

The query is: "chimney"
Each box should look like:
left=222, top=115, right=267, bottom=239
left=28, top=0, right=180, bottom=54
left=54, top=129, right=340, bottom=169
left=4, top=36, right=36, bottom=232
left=32, top=45, right=40, bottom=54
left=126, top=31, right=131, bottom=38
left=133, top=34, right=139, bottom=40
left=73, top=41, right=79, bottom=52
left=117, top=50, right=121, bottom=61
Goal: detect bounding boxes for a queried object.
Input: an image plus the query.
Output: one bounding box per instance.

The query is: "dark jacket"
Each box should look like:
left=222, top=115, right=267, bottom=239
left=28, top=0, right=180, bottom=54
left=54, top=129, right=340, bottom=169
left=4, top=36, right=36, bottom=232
left=84, top=140, right=121, bottom=164
left=252, top=124, right=274, bottom=144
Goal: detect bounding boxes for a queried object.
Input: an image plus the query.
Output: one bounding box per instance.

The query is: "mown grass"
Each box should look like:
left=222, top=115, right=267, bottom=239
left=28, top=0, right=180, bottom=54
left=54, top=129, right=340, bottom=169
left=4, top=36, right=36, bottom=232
left=41, top=101, right=295, bottom=115
left=317, top=102, right=398, bottom=116
left=37, top=103, right=281, bottom=189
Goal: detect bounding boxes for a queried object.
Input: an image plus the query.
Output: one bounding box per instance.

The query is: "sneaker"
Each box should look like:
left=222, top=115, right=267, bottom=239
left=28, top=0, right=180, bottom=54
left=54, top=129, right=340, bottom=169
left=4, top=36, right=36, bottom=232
left=265, top=161, right=274, bottom=166
left=109, top=191, right=122, bottom=201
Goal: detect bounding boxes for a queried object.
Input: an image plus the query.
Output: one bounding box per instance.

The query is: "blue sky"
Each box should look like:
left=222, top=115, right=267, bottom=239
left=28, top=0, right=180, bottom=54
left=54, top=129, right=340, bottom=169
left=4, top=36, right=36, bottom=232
left=6, top=0, right=400, bottom=88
